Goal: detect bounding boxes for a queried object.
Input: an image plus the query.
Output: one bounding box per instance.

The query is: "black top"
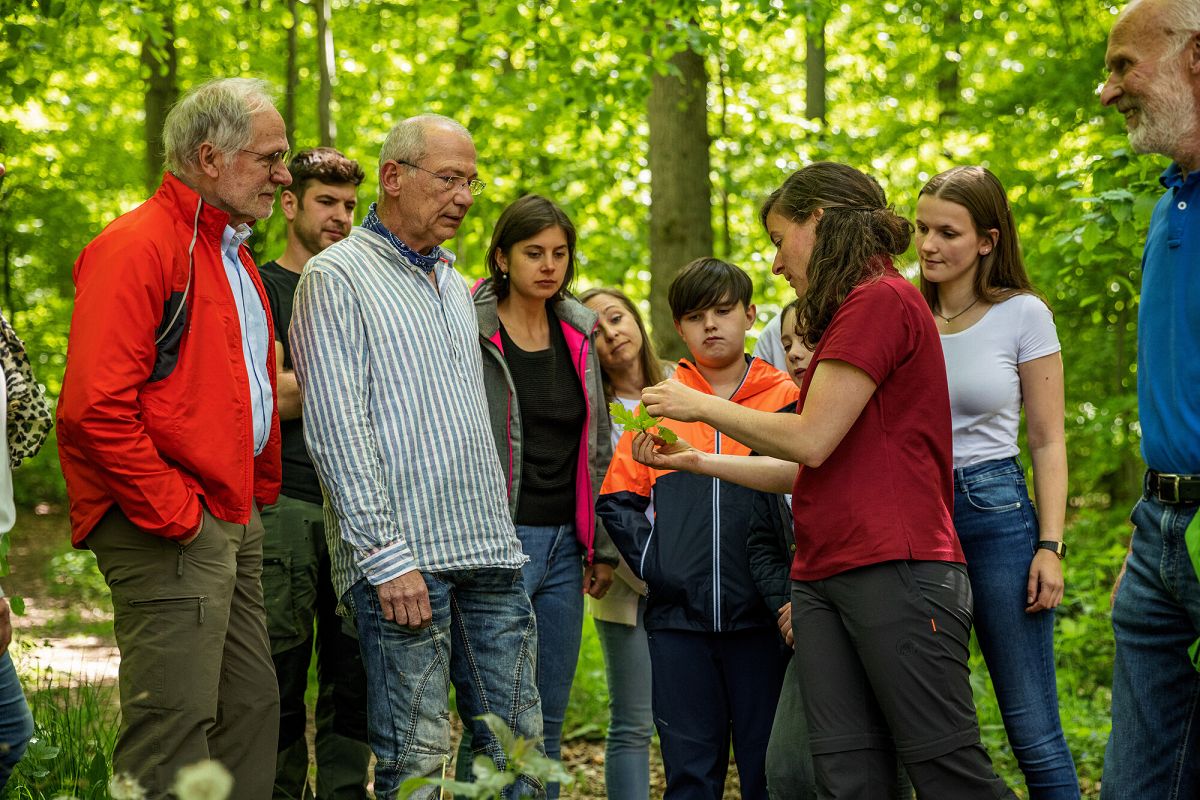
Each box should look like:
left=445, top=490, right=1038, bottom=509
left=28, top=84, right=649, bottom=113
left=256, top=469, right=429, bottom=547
left=259, top=261, right=322, bottom=505
left=500, top=306, right=585, bottom=526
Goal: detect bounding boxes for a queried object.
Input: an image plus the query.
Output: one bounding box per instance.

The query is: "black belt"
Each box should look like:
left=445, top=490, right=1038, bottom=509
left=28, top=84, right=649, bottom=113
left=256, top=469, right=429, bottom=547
left=1145, top=470, right=1200, bottom=504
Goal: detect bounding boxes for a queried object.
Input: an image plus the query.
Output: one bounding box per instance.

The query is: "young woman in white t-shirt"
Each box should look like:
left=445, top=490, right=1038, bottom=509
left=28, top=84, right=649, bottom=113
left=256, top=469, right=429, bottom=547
left=916, top=166, right=1079, bottom=800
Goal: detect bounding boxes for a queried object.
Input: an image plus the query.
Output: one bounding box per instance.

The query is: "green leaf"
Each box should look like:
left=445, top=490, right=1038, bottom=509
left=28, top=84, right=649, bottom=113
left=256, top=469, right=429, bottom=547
left=656, top=425, right=678, bottom=444
left=608, top=401, right=638, bottom=430
left=635, top=405, right=656, bottom=428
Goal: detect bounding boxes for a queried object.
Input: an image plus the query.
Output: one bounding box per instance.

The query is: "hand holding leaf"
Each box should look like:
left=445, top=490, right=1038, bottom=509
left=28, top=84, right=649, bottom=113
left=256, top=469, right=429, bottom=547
left=608, top=401, right=678, bottom=444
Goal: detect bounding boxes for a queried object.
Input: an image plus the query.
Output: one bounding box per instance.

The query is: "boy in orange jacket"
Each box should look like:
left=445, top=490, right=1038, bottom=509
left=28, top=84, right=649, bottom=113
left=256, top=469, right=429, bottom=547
left=597, top=258, right=798, bottom=800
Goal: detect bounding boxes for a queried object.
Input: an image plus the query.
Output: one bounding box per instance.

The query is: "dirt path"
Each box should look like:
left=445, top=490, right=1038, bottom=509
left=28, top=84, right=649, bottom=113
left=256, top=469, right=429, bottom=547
left=6, top=507, right=120, bottom=685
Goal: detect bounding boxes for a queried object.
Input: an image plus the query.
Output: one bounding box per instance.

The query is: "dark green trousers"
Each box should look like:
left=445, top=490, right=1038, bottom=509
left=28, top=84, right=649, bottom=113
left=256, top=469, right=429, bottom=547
left=89, top=505, right=279, bottom=800
left=261, top=493, right=371, bottom=800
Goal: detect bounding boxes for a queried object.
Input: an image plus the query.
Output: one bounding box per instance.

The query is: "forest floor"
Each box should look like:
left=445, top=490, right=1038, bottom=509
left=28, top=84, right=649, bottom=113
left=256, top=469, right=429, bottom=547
left=6, top=508, right=750, bottom=798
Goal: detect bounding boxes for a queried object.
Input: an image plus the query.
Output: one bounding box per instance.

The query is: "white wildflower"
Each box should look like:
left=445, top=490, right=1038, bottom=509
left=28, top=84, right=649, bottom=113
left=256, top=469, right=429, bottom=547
left=107, top=772, right=147, bottom=800
left=172, top=759, right=234, bottom=800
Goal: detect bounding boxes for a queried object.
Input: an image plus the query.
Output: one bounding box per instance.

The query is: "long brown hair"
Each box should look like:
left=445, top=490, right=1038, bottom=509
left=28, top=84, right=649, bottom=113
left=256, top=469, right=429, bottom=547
left=578, top=287, right=666, bottom=403
left=761, top=162, right=913, bottom=349
left=917, top=166, right=1037, bottom=309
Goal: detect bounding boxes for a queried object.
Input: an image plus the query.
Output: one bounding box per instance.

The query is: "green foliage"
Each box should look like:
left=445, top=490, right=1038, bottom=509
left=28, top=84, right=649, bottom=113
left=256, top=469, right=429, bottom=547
left=8, top=677, right=118, bottom=799
left=399, top=713, right=573, bottom=800
left=0, top=2, right=1157, bottom=789
left=608, top=401, right=678, bottom=444
left=45, top=548, right=110, bottom=606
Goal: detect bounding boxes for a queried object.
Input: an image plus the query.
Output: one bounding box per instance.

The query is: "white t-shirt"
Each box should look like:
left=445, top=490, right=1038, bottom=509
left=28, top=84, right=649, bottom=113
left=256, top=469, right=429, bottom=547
left=940, top=294, right=1060, bottom=469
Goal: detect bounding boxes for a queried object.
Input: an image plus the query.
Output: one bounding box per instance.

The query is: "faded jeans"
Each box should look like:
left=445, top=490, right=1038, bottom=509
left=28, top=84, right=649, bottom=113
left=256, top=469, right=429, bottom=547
left=349, top=569, right=544, bottom=800
left=1102, top=493, right=1200, bottom=799
left=954, top=457, right=1079, bottom=799
left=456, top=524, right=583, bottom=798
left=0, top=650, right=32, bottom=791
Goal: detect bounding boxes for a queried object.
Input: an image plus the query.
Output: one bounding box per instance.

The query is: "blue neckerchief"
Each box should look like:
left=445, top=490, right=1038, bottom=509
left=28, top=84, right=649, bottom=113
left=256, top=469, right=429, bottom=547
left=361, top=203, right=443, bottom=275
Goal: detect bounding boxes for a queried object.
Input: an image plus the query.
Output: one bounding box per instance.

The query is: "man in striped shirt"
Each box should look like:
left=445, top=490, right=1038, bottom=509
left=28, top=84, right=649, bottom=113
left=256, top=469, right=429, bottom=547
left=290, top=114, right=543, bottom=800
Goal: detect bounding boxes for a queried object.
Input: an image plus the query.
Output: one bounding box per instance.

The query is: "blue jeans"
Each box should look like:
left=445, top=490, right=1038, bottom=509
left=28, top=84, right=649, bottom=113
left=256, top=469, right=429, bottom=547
left=595, top=597, right=654, bottom=800
left=954, top=457, right=1079, bottom=799
left=515, top=524, right=584, bottom=797
left=0, top=650, right=32, bottom=790
left=1102, top=492, right=1200, bottom=799
left=349, top=569, right=544, bottom=800
left=456, top=525, right=583, bottom=798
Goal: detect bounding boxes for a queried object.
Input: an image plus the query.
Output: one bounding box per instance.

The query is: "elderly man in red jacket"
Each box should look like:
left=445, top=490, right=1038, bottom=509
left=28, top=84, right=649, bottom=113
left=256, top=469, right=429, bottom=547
left=57, top=77, right=290, bottom=800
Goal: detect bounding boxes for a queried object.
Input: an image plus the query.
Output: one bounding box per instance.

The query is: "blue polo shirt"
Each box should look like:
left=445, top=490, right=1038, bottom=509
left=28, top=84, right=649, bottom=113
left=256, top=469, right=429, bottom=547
left=1138, top=163, right=1200, bottom=474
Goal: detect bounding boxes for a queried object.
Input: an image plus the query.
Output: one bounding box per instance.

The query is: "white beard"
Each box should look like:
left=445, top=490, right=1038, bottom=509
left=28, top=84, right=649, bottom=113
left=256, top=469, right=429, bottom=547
left=1128, top=72, right=1199, bottom=161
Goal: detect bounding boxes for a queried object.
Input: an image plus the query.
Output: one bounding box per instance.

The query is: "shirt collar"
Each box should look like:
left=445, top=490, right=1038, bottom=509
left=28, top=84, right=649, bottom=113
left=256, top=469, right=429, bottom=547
left=360, top=203, right=446, bottom=274
left=221, top=223, right=254, bottom=264
left=1161, top=161, right=1200, bottom=188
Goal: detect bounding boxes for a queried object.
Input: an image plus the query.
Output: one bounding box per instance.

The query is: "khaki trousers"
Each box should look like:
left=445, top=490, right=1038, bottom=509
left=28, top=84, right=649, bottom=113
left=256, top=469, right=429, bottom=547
left=89, top=505, right=279, bottom=800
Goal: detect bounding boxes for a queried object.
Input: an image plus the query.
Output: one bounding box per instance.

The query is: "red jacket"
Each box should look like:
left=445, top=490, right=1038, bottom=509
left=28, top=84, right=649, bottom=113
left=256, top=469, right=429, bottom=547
left=57, top=173, right=282, bottom=546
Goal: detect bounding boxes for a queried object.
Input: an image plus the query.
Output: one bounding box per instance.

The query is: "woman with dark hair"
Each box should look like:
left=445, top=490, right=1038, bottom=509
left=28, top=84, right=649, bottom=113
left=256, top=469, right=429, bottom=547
left=577, top=286, right=667, bottom=800
left=634, top=162, right=1015, bottom=798
left=917, top=166, right=1078, bottom=799
left=466, top=194, right=619, bottom=796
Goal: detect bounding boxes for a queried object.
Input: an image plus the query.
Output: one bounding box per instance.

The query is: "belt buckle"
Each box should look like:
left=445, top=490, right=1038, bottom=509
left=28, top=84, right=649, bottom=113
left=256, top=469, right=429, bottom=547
left=1160, top=473, right=1181, bottom=504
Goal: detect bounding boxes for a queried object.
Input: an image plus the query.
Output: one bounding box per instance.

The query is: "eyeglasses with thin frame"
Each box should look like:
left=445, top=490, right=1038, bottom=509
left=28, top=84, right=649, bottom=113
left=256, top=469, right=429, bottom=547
left=240, top=148, right=291, bottom=170
left=396, top=160, right=485, bottom=196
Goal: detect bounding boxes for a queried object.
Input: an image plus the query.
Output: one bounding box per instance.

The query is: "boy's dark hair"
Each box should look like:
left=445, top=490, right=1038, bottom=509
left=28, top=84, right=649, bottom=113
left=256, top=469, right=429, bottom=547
left=667, top=257, right=753, bottom=321
left=285, top=147, right=365, bottom=204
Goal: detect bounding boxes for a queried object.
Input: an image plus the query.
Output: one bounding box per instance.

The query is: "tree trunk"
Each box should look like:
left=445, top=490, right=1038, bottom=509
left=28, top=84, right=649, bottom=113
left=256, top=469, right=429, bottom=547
left=316, top=0, right=334, bottom=146
left=141, top=10, right=178, bottom=192
left=716, top=49, right=731, bottom=259
left=805, top=3, right=827, bottom=121
left=936, top=0, right=962, bottom=123
left=648, top=46, right=713, bottom=361
left=284, top=0, right=299, bottom=143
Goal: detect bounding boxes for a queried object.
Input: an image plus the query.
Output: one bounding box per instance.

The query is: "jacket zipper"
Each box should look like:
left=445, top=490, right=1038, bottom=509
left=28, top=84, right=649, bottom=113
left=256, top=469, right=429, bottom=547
left=713, top=430, right=722, bottom=632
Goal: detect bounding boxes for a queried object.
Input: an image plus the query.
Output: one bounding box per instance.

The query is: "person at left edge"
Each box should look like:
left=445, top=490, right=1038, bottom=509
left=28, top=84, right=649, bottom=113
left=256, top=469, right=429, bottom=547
left=258, top=147, right=372, bottom=800
left=0, top=162, right=35, bottom=794
left=56, top=77, right=288, bottom=800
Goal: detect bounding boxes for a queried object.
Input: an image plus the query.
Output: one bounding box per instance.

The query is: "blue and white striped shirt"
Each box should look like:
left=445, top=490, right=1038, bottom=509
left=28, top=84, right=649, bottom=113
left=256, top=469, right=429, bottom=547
left=290, top=227, right=526, bottom=602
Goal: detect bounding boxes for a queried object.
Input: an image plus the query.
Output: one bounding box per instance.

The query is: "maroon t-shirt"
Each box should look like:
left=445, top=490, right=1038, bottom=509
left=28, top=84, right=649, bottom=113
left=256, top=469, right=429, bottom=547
left=790, top=266, right=964, bottom=581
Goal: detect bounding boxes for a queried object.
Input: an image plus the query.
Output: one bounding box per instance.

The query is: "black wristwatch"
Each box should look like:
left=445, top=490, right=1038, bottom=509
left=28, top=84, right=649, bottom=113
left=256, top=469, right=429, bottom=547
left=1036, top=540, right=1067, bottom=560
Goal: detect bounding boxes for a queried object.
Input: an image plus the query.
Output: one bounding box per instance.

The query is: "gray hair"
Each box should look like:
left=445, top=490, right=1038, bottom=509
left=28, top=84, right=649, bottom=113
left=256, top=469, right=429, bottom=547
left=379, top=114, right=471, bottom=168
left=163, top=78, right=278, bottom=176
left=1161, top=0, right=1200, bottom=57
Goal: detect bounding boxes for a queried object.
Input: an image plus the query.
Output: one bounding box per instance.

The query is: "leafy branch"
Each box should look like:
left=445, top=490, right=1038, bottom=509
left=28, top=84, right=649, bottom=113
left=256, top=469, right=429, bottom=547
left=608, top=401, right=678, bottom=444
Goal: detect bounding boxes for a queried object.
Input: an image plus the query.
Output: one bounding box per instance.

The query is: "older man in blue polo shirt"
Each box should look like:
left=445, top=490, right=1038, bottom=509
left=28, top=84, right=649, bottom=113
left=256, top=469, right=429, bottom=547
left=1100, top=0, right=1200, bottom=796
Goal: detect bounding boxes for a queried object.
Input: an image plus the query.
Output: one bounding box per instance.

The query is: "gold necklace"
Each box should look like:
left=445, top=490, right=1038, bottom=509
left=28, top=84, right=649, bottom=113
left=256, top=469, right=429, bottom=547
left=934, top=297, right=979, bottom=323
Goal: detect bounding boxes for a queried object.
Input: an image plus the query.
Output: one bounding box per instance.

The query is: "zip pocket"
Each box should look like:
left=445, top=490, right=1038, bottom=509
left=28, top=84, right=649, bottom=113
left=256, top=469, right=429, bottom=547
left=129, top=595, right=208, bottom=624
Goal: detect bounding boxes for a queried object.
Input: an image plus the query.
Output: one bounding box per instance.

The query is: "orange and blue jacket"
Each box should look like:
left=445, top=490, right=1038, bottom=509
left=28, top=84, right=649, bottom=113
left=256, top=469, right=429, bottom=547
left=57, top=173, right=282, bottom=546
left=597, top=356, right=799, bottom=633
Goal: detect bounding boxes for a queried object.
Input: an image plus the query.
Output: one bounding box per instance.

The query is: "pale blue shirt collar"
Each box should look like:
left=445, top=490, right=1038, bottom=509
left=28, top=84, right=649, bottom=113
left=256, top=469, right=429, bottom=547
left=222, top=223, right=254, bottom=262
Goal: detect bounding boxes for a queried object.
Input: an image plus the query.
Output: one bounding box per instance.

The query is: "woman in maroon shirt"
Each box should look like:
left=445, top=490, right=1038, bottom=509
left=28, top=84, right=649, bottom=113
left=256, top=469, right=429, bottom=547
left=636, top=162, right=1015, bottom=799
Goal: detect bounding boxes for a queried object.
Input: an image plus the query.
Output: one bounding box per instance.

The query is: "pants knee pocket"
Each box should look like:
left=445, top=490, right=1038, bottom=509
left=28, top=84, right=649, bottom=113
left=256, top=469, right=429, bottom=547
left=262, top=552, right=307, bottom=652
